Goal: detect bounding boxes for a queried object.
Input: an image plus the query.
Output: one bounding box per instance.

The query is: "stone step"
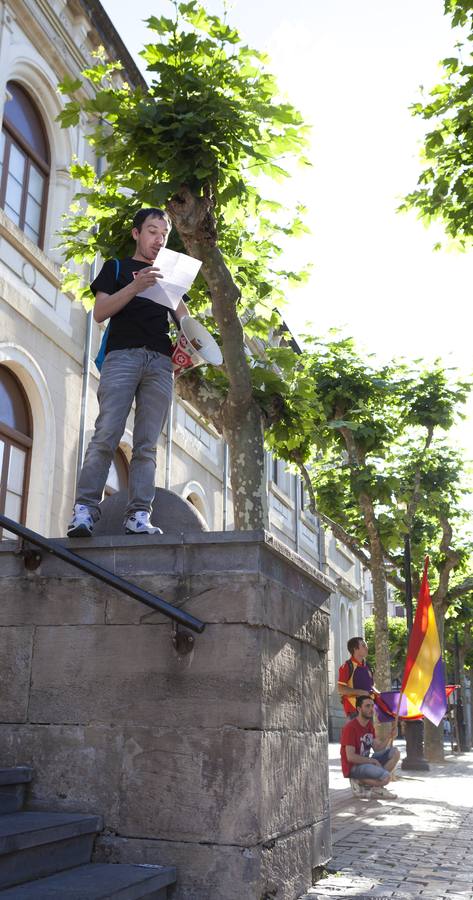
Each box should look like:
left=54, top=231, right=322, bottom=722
left=0, top=862, right=176, bottom=898
left=0, top=768, right=33, bottom=815
left=0, top=811, right=101, bottom=889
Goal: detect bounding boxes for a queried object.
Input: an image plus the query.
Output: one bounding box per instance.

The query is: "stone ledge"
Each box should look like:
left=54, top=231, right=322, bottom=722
left=0, top=530, right=335, bottom=598
left=0, top=209, right=62, bottom=287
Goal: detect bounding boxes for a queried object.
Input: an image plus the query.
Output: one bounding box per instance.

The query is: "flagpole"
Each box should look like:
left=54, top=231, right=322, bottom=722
left=389, top=686, right=404, bottom=746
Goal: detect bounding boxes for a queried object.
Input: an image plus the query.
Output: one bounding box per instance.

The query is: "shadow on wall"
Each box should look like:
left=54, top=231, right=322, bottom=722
left=92, top=487, right=209, bottom=536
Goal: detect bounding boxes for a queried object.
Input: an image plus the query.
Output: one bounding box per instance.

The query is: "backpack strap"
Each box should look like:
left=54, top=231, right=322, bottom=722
left=94, top=258, right=119, bottom=373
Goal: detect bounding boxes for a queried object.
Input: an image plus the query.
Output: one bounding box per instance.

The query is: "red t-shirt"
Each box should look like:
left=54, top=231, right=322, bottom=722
left=338, top=657, right=374, bottom=715
left=340, top=717, right=375, bottom=777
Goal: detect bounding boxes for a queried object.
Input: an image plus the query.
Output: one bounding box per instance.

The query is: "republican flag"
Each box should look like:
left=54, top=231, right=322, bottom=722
left=374, top=686, right=456, bottom=722
left=399, top=556, right=447, bottom=727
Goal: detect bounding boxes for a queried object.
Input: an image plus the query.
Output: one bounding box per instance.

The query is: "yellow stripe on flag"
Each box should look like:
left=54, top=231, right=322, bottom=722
left=405, top=696, right=422, bottom=718
left=403, top=603, right=441, bottom=709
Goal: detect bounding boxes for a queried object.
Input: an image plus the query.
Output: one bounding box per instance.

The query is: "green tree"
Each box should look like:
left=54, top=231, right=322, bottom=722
left=398, top=0, right=473, bottom=755
left=364, top=616, right=408, bottom=684
left=401, top=0, right=473, bottom=246
left=264, top=336, right=472, bottom=717
left=407, top=447, right=473, bottom=758
left=57, top=0, right=310, bottom=530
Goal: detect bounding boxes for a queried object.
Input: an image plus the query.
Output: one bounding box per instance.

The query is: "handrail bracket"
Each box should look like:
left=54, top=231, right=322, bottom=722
left=171, top=623, right=195, bottom=656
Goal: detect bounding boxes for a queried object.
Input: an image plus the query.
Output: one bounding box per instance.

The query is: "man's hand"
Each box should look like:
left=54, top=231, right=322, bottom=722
left=337, top=685, right=372, bottom=698
left=133, top=266, right=163, bottom=291
left=94, top=266, right=163, bottom=323
left=369, top=758, right=382, bottom=767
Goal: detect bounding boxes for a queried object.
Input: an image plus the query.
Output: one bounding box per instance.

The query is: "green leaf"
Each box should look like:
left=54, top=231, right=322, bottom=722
left=57, top=75, right=83, bottom=95
left=56, top=101, right=81, bottom=128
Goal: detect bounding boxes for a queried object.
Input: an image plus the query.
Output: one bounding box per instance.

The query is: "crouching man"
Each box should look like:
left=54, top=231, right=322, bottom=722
left=340, top=695, right=400, bottom=799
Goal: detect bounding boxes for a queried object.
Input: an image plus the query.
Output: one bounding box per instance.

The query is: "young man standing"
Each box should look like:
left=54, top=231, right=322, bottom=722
left=340, top=695, right=400, bottom=799
left=338, top=637, right=376, bottom=719
left=68, top=208, right=189, bottom=537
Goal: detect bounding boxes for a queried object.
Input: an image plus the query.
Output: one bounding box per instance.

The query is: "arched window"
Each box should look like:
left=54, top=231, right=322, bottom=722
left=0, top=366, right=32, bottom=539
left=186, top=492, right=207, bottom=523
left=0, top=81, right=50, bottom=247
left=348, top=606, right=355, bottom=638
left=104, top=448, right=129, bottom=497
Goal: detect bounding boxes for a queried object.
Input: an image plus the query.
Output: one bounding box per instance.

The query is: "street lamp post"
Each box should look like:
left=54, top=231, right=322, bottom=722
left=401, top=534, right=430, bottom=771
left=453, top=629, right=468, bottom=752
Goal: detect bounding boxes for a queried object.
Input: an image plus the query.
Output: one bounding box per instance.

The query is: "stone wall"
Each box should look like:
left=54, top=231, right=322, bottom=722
left=0, top=531, right=333, bottom=899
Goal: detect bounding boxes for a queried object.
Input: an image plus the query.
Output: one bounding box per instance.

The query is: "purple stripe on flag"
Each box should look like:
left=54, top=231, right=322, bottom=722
left=375, top=691, right=408, bottom=721
left=376, top=707, right=392, bottom=723
left=420, top=657, right=447, bottom=727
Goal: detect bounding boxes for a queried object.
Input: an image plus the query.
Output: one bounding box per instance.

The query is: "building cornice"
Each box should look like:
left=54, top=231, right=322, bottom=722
left=78, top=0, right=147, bottom=88
left=11, top=0, right=94, bottom=79
left=334, top=573, right=363, bottom=602
left=9, top=0, right=146, bottom=89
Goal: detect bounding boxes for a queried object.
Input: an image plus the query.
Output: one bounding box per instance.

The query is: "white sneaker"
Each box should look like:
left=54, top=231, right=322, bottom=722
left=125, top=511, right=163, bottom=535
left=350, top=779, right=370, bottom=798
left=370, top=786, right=397, bottom=800
left=67, top=504, right=94, bottom=538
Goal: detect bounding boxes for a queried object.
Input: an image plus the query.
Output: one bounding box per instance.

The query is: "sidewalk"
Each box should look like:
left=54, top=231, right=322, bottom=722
left=299, top=742, right=473, bottom=900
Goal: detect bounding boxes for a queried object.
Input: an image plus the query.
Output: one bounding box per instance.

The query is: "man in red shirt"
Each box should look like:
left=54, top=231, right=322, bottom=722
left=340, top=695, right=400, bottom=799
left=338, top=636, right=376, bottom=718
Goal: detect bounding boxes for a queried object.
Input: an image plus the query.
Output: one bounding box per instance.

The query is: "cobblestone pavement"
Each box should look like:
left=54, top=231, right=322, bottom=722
left=299, top=743, right=473, bottom=900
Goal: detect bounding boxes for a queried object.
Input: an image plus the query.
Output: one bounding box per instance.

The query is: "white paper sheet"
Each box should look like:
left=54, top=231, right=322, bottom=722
left=138, top=248, right=202, bottom=310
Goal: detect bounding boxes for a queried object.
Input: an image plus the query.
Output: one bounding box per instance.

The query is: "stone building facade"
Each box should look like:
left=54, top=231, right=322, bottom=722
left=0, top=0, right=363, bottom=740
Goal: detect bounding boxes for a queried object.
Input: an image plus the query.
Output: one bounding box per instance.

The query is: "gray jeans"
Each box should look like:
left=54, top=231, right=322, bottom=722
left=350, top=747, right=395, bottom=782
left=76, top=348, right=173, bottom=518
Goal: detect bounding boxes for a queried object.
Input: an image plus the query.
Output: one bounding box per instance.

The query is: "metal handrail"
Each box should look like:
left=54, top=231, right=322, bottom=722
left=0, top=515, right=205, bottom=634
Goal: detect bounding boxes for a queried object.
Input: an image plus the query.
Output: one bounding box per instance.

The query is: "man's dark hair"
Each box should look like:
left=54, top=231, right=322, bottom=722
left=132, top=208, right=172, bottom=232
left=355, top=694, right=371, bottom=710
left=347, top=637, right=364, bottom=656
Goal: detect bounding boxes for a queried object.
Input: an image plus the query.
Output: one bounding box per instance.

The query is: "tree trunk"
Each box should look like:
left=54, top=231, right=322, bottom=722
left=337, top=421, right=391, bottom=692
left=222, top=399, right=268, bottom=530
left=460, top=633, right=472, bottom=749
left=366, top=530, right=392, bottom=742
left=369, top=532, right=391, bottom=691
left=424, top=717, right=444, bottom=762
left=167, top=187, right=268, bottom=530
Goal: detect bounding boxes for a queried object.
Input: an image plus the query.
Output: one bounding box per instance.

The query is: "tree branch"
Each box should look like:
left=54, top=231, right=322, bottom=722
left=446, top=576, right=473, bottom=602
left=405, top=425, right=434, bottom=528
left=174, top=369, right=225, bottom=433
left=433, top=514, right=461, bottom=610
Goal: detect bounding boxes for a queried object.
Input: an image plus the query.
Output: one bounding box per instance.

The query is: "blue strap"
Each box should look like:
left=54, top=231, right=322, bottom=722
left=94, top=259, right=119, bottom=372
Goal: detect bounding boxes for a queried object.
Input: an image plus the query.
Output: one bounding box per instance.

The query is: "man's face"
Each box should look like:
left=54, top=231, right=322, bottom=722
left=358, top=699, right=374, bottom=720
left=132, top=215, right=170, bottom=262
left=357, top=640, right=369, bottom=659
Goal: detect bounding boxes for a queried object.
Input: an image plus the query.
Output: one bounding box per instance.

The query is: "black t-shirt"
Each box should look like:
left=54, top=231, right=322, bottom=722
left=90, top=257, right=172, bottom=357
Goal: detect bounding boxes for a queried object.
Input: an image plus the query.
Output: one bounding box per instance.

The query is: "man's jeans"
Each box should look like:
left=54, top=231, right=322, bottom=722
left=350, top=747, right=395, bottom=782
left=76, top=348, right=173, bottom=519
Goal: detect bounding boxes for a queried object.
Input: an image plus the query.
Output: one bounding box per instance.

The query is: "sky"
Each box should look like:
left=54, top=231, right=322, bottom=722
left=101, top=0, right=472, bottom=451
